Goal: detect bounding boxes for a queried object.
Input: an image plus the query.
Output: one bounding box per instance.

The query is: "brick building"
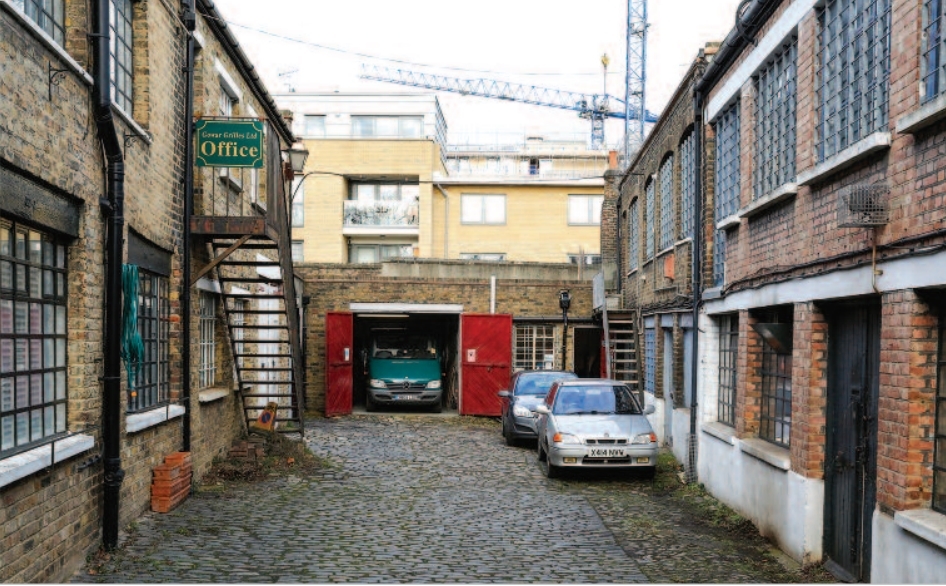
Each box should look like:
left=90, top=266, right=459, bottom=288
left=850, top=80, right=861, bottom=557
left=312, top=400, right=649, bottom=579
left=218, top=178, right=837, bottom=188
left=673, top=0, right=945, bottom=581
left=0, top=0, right=300, bottom=581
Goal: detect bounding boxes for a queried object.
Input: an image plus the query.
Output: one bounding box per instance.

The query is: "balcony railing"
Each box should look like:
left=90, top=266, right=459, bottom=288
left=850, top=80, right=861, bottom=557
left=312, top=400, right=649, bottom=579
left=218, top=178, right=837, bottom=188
left=343, top=200, right=418, bottom=228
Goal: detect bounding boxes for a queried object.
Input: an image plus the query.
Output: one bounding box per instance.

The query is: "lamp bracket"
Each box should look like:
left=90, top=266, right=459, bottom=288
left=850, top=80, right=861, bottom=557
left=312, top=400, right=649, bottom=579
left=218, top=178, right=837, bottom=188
left=124, top=132, right=150, bottom=151
left=48, top=62, right=69, bottom=101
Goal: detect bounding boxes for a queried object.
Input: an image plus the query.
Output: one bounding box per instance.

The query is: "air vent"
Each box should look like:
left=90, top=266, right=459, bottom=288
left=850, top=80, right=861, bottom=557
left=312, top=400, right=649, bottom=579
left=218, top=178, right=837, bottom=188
left=837, top=183, right=889, bottom=227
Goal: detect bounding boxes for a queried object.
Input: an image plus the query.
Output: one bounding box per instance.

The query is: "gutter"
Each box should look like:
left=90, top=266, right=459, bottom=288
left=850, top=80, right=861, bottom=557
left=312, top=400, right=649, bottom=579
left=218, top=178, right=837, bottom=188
left=695, top=0, right=780, bottom=95
left=91, top=0, right=125, bottom=551
left=181, top=0, right=196, bottom=452
left=196, top=0, right=294, bottom=144
left=687, top=89, right=705, bottom=484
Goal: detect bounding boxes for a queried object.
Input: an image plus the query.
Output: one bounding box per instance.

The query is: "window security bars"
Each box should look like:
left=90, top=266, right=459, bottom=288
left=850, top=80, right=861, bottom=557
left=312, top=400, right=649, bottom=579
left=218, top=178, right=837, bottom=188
left=628, top=199, right=640, bottom=271
left=924, top=0, right=946, bottom=102
left=754, top=39, right=797, bottom=199
left=680, top=131, right=696, bottom=238
left=718, top=314, right=738, bottom=427
left=109, top=0, right=134, bottom=115
left=760, top=341, right=792, bottom=447
left=17, top=0, right=65, bottom=45
left=198, top=292, right=216, bottom=388
left=644, top=326, right=656, bottom=393
left=514, top=325, right=557, bottom=371
left=0, top=222, right=68, bottom=456
left=129, top=271, right=169, bottom=413
left=934, top=312, right=946, bottom=514
left=713, top=229, right=727, bottom=288
left=817, top=0, right=891, bottom=161
left=714, top=102, right=741, bottom=221
left=659, top=156, right=675, bottom=250
left=645, top=180, right=655, bottom=259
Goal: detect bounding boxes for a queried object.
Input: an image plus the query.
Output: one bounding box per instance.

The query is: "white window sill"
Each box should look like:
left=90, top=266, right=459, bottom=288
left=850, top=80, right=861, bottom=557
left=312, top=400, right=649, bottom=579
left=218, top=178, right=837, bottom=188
left=739, top=183, right=798, bottom=219
left=674, top=237, right=694, bottom=247
left=716, top=214, right=740, bottom=231
left=701, top=421, right=737, bottom=445
left=112, top=105, right=153, bottom=147
left=797, top=132, right=891, bottom=186
left=894, top=508, right=946, bottom=551
left=0, top=434, right=95, bottom=489
left=896, top=93, right=946, bottom=135
left=0, top=1, right=94, bottom=87
left=739, top=437, right=791, bottom=471
left=199, top=388, right=230, bottom=403
left=126, top=404, right=185, bottom=434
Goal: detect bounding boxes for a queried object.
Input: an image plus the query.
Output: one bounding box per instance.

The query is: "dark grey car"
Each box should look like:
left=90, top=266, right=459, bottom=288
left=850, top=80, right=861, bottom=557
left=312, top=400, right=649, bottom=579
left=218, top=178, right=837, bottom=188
left=497, top=370, right=577, bottom=446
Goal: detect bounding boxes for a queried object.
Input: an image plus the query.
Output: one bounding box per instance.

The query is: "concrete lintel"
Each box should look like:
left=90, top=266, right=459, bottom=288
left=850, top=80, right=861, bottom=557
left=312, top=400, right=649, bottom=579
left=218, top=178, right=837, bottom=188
left=796, top=132, right=891, bottom=186
left=739, top=437, right=791, bottom=471
left=350, top=303, right=464, bottom=314
left=701, top=421, right=737, bottom=445
left=716, top=214, right=741, bottom=231
left=739, top=183, right=798, bottom=219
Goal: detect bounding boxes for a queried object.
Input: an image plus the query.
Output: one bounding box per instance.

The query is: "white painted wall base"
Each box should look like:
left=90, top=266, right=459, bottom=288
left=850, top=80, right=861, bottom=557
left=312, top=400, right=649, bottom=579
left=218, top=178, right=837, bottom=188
left=871, top=510, right=946, bottom=584
left=643, top=393, right=665, bottom=445
left=698, top=426, right=824, bottom=564
left=670, top=407, right=691, bottom=465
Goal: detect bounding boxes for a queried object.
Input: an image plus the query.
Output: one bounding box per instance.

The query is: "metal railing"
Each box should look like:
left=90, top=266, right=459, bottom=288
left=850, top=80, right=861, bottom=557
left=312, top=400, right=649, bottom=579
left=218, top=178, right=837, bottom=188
left=343, top=200, right=419, bottom=228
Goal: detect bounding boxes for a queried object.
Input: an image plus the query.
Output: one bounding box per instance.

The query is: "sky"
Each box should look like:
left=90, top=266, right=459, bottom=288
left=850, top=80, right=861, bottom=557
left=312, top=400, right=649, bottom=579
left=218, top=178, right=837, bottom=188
left=213, top=0, right=743, bottom=148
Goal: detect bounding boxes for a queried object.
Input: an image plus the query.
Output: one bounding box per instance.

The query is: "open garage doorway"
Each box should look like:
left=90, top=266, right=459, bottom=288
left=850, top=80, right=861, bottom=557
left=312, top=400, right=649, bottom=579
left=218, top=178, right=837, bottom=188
left=349, top=305, right=461, bottom=414
left=574, top=326, right=604, bottom=378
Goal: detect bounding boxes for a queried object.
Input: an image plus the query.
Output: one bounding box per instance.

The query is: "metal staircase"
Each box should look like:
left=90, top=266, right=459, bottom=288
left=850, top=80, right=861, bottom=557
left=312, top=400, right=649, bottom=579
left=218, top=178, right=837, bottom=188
left=190, top=127, right=305, bottom=434
left=607, top=315, right=640, bottom=391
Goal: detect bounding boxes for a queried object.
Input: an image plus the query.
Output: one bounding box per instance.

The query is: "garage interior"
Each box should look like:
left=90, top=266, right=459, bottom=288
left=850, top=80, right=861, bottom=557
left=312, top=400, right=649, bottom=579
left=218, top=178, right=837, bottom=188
left=351, top=312, right=460, bottom=411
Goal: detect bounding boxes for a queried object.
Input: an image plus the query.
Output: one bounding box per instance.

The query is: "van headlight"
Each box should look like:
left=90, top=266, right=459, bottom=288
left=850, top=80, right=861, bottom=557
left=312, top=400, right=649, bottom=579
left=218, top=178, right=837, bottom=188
left=426, top=380, right=441, bottom=389
left=369, top=379, right=387, bottom=388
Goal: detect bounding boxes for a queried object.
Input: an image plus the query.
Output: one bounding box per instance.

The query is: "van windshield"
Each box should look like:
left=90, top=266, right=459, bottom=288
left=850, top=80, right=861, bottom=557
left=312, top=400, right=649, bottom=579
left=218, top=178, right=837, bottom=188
left=372, top=335, right=438, bottom=359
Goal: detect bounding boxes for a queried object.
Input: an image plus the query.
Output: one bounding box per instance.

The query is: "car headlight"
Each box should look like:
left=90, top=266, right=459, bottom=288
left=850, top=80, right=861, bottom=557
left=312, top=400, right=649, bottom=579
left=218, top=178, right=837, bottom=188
left=632, top=432, right=657, bottom=444
left=425, top=380, right=441, bottom=389
left=369, top=379, right=387, bottom=388
left=552, top=432, right=582, bottom=445
left=512, top=405, right=533, bottom=418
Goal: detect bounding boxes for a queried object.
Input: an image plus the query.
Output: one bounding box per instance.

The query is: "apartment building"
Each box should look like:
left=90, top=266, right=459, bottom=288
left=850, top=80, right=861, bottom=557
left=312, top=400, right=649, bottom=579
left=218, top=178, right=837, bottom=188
left=0, top=0, right=301, bottom=581
left=609, top=0, right=946, bottom=581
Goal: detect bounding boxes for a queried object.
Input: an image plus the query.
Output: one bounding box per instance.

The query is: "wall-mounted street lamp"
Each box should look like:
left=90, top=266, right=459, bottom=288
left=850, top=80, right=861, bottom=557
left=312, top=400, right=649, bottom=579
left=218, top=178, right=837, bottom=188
left=285, top=142, right=309, bottom=175
left=559, top=289, right=571, bottom=370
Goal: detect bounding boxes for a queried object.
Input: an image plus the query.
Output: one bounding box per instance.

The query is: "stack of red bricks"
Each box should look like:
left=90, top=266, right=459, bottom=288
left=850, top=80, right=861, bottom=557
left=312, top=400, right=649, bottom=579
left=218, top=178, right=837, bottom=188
left=151, top=452, right=192, bottom=513
left=228, top=439, right=266, bottom=462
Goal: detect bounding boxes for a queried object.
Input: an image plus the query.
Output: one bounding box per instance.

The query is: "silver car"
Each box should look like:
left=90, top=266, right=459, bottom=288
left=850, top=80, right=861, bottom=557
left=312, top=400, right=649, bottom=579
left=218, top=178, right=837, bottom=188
left=534, top=379, right=658, bottom=479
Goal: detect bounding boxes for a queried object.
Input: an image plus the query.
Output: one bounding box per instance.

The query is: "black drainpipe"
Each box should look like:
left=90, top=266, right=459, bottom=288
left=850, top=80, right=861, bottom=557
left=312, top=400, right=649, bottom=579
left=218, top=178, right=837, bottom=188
left=181, top=0, right=196, bottom=452
left=687, top=89, right=705, bottom=484
left=92, top=0, right=126, bottom=550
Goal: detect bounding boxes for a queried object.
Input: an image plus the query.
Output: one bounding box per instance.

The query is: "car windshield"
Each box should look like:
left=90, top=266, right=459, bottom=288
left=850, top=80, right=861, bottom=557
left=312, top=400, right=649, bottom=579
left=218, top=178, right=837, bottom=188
left=552, top=385, right=642, bottom=415
left=515, top=372, right=575, bottom=396
left=372, top=335, right=437, bottom=359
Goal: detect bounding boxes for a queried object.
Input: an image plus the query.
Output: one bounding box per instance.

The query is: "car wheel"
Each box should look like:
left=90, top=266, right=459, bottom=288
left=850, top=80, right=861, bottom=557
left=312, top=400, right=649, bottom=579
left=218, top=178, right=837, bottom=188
left=504, top=425, right=516, bottom=447
left=543, top=449, right=561, bottom=479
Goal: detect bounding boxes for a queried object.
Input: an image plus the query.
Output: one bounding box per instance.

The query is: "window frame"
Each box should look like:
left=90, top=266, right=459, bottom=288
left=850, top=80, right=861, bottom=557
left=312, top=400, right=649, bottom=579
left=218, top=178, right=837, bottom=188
left=754, top=38, right=798, bottom=199
left=460, top=194, right=506, bottom=225
left=304, top=115, right=326, bottom=137
left=658, top=156, right=675, bottom=251
left=348, top=243, right=415, bottom=264
left=291, top=241, right=304, bottom=263
left=679, top=131, right=696, bottom=239
left=0, top=220, right=69, bottom=457
left=198, top=291, right=217, bottom=389
left=20, top=0, right=65, bottom=45
left=644, top=180, right=655, bottom=259
left=759, top=336, right=792, bottom=448
left=514, top=324, right=557, bottom=371
left=567, top=195, right=604, bottom=226
left=350, top=115, right=424, bottom=138
left=717, top=314, right=739, bottom=427
left=109, top=0, right=134, bottom=115
left=291, top=177, right=304, bottom=227
left=714, top=101, right=741, bottom=221
left=643, top=324, right=656, bottom=394
left=128, top=269, right=170, bottom=413
left=628, top=199, right=640, bottom=271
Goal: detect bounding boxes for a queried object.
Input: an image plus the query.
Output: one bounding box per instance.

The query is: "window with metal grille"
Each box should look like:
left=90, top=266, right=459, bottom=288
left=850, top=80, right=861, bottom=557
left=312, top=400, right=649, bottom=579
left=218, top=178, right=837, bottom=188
left=128, top=270, right=170, bottom=412
left=714, top=102, right=740, bottom=221
left=934, top=310, right=946, bottom=514
left=0, top=221, right=68, bottom=456
left=924, top=0, right=946, bottom=101
left=760, top=338, right=792, bottom=448
left=109, top=0, right=134, bottom=115
left=713, top=229, right=727, bottom=288
left=680, top=131, right=696, bottom=238
left=514, top=325, right=557, bottom=371
left=754, top=39, right=797, bottom=199
left=659, top=156, right=675, bottom=250
left=718, top=314, right=738, bottom=427
left=645, top=180, right=655, bottom=259
left=17, top=0, right=65, bottom=45
left=628, top=199, right=640, bottom=271
left=644, top=326, right=656, bottom=393
left=198, top=292, right=216, bottom=388
left=817, top=0, right=891, bottom=161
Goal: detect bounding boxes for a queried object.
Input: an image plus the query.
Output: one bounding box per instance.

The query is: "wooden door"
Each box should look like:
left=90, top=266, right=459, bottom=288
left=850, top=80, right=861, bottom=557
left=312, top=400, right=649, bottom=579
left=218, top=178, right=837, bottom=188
left=460, top=314, right=512, bottom=416
left=325, top=312, right=353, bottom=416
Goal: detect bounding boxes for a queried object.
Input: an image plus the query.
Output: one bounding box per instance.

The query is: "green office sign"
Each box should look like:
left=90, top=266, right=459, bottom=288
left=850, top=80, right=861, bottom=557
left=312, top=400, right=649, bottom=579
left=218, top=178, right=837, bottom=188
left=195, top=119, right=264, bottom=168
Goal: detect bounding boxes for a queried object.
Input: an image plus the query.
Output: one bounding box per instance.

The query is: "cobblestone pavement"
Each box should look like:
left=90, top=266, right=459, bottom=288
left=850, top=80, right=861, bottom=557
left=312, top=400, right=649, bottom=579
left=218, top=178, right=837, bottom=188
left=74, top=415, right=818, bottom=583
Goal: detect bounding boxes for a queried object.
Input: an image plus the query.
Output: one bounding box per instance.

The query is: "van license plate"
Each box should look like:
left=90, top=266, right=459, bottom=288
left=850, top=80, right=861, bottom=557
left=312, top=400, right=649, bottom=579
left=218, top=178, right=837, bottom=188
left=396, top=395, right=419, bottom=401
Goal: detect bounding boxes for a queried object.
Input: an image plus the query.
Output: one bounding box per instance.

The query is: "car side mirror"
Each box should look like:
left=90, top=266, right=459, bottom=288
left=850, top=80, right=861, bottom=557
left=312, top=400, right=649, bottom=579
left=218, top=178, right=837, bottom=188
left=643, top=405, right=655, bottom=415
left=497, top=391, right=510, bottom=398
left=534, top=405, right=550, bottom=415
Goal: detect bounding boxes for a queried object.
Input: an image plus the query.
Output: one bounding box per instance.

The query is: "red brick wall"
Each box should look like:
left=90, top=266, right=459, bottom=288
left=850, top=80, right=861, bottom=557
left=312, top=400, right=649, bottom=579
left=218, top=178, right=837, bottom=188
left=790, top=302, right=828, bottom=479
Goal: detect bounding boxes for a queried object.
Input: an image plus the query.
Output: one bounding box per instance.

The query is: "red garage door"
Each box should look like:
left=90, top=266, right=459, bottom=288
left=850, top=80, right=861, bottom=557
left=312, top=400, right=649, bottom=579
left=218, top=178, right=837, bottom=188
left=460, top=313, right=512, bottom=416
left=325, top=312, right=353, bottom=417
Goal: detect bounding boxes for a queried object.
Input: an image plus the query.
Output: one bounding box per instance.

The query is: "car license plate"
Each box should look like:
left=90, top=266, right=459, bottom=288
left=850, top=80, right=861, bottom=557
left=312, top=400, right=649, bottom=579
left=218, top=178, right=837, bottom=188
left=589, top=448, right=625, bottom=457
left=395, top=394, right=419, bottom=401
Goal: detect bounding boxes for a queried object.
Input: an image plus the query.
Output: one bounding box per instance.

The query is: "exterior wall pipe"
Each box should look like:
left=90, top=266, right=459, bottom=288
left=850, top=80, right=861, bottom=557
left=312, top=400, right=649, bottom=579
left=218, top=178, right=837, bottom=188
left=490, top=275, right=496, bottom=314
left=181, top=0, right=196, bottom=452
left=91, top=0, right=126, bottom=551
left=687, top=89, right=705, bottom=484
left=435, top=184, right=449, bottom=258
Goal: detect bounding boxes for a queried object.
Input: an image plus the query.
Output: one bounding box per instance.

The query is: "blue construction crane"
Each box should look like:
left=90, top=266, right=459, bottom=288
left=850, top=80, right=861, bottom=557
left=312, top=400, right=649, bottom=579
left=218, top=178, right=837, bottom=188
left=359, top=62, right=657, bottom=151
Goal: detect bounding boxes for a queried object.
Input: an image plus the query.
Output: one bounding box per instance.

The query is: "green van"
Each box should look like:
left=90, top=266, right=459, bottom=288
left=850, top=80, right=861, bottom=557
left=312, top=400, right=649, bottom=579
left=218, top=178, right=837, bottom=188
left=365, top=332, right=443, bottom=412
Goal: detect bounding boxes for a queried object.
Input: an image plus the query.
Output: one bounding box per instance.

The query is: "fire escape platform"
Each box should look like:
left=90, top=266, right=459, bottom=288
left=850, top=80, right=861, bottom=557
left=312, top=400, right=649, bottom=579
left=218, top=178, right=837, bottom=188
left=191, top=216, right=279, bottom=240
